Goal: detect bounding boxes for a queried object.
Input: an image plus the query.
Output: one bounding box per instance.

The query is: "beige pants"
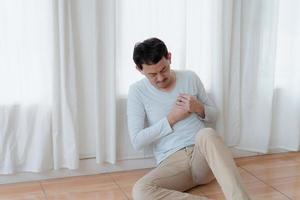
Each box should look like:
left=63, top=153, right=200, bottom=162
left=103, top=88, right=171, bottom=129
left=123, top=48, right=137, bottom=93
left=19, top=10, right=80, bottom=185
left=132, top=128, right=250, bottom=200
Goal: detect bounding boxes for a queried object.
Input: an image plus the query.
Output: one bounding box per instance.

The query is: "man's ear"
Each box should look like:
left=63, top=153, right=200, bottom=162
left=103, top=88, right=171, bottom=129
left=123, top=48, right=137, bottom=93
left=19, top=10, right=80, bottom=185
left=167, top=52, right=172, bottom=64
left=136, top=66, right=144, bottom=75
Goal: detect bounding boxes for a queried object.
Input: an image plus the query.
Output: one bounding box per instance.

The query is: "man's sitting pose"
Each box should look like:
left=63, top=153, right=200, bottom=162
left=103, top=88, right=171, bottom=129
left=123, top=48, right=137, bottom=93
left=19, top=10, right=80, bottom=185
left=127, top=37, right=250, bottom=200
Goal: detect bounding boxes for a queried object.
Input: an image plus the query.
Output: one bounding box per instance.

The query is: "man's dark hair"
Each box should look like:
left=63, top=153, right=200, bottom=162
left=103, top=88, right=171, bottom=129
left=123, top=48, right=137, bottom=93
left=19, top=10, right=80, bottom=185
left=133, top=37, right=168, bottom=70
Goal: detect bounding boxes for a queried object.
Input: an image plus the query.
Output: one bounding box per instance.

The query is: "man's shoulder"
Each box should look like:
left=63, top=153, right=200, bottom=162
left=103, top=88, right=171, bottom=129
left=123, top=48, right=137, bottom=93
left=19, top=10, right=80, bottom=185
left=128, top=78, right=147, bottom=95
left=176, top=70, right=199, bottom=80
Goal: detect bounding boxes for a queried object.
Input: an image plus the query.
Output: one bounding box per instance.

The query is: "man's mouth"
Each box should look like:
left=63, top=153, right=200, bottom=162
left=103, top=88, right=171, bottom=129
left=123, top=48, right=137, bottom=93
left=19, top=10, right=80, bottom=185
left=157, top=78, right=167, bottom=84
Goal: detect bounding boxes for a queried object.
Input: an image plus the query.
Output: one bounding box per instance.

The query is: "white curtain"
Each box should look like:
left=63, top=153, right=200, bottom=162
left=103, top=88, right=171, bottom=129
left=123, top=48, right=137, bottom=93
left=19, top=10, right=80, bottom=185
left=208, top=0, right=300, bottom=153
left=52, top=0, right=79, bottom=169
left=270, top=0, right=300, bottom=151
left=1, top=0, right=300, bottom=174
left=0, top=0, right=54, bottom=174
left=232, top=0, right=280, bottom=152
left=0, top=0, right=82, bottom=173
left=94, top=0, right=117, bottom=164
left=0, top=0, right=117, bottom=174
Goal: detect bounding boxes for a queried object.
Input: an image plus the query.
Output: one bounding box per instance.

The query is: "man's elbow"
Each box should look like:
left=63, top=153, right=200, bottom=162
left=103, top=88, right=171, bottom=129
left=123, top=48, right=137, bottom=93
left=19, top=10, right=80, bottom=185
left=131, top=137, right=144, bottom=151
left=204, top=108, right=219, bottom=124
left=209, top=109, right=219, bottom=123
left=132, top=143, right=142, bottom=151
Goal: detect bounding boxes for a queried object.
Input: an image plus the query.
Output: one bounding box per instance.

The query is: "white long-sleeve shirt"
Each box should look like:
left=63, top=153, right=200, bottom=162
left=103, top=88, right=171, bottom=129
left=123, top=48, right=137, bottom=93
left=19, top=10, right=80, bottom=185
left=127, top=70, right=218, bottom=164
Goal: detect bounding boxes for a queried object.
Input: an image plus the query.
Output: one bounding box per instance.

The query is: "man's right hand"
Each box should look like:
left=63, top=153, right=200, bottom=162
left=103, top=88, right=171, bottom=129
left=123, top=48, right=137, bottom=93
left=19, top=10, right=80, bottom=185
left=167, top=103, right=191, bottom=127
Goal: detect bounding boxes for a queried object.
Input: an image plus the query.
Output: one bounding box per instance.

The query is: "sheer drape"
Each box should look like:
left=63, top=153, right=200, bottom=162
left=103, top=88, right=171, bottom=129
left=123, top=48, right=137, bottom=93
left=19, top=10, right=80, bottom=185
left=0, top=0, right=54, bottom=173
left=52, top=0, right=79, bottom=169
left=94, top=0, right=117, bottom=164
left=0, top=0, right=81, bottom=173
left=0, top=0, right=118, bottom=174
left=208, top=0, right=300, bottom=153
left=233, top=0, right=279, bottom=152
left=270, top=0, right=300, bottom=151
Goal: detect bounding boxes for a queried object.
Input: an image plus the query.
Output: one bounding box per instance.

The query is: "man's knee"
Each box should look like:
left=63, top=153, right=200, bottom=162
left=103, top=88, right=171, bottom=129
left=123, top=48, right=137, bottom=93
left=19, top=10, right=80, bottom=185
left=195, top=127, right=217, bottom=144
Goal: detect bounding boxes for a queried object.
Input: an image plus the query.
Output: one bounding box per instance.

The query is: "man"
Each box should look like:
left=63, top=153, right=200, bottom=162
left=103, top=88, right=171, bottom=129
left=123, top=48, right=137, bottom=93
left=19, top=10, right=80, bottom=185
left=127, top=37, right=250, bottom=200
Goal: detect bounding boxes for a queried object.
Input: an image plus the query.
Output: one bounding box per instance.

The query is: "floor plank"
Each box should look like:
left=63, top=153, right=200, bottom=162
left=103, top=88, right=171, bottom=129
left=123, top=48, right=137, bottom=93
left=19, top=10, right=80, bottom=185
left=2, top=152, right=300, bottom=200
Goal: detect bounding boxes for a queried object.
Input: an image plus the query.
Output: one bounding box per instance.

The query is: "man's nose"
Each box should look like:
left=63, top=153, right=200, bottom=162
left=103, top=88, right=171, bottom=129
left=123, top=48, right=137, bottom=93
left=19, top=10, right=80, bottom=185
left=157, top=73, right=164, bottom=82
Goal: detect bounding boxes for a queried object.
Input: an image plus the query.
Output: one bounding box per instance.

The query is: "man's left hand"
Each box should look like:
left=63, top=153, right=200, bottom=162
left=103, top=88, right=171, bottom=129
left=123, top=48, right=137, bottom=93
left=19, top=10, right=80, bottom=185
left=176, top=94, right=205, bottom=118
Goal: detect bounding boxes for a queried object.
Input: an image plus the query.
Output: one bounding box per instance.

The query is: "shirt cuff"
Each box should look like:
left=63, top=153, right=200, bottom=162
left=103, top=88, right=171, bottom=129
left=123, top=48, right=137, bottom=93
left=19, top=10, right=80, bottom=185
left=160, top=117, right=173, bottom=137
left=198, top=105, right=214, bottom=122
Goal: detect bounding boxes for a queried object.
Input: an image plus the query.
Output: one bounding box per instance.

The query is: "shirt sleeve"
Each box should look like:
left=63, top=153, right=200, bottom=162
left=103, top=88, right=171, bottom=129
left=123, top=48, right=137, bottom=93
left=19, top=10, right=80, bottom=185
left=193, top=72, right=219, bottom=123
left=127, top=85, right=173, bottom=151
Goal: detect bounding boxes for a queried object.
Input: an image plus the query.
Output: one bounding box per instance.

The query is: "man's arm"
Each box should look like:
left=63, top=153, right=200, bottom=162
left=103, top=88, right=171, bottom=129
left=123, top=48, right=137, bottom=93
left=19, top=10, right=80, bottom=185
left=167, top=103, right=191, bottom=126
left=127, top=86, right=173, bottom=151
left=194, top=74, right=218, bottom=123
left=176, top=94, right=205, bottom=118
left=176, top=72, right=218, bottom=123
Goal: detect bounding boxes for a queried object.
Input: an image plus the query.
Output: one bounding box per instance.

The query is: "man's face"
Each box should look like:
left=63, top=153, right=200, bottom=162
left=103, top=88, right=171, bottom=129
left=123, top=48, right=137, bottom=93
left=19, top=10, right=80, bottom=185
left=140, top=56, right=172, bottom=89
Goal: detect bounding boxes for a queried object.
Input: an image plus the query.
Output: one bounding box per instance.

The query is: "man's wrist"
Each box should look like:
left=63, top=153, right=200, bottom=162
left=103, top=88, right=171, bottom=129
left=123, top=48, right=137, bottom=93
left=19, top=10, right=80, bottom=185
left=167, top=115, right=176, bottom=127
left=195, top=103, right=205, bottom=118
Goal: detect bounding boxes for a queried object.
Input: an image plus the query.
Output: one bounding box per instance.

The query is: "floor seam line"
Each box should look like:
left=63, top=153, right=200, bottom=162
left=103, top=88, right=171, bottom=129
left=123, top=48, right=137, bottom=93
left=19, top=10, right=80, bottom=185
left=109, top=174, right=131, bottom=200
left=39, top=181, right=48, bottom=200
left=239, top=166, right=293, bottom=200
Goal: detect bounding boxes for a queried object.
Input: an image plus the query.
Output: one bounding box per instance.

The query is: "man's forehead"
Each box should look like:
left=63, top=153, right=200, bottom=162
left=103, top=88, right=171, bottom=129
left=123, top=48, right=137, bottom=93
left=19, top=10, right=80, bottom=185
left=142, top=59, right=167, bottom=73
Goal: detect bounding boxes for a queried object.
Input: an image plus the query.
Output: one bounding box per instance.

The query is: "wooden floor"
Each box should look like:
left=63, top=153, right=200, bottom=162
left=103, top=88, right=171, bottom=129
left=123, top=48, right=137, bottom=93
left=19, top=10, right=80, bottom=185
left=1, top=152, right=300, bottom=200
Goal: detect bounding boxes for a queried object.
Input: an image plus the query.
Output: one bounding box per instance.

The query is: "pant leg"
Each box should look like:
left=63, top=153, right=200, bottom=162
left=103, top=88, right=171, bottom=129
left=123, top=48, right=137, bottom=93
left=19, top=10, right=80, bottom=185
left=193, top=128, right=251, bottom=200
left=132, top=148, right=210, bottom=200
left=189, top=145, right=215, bottom=185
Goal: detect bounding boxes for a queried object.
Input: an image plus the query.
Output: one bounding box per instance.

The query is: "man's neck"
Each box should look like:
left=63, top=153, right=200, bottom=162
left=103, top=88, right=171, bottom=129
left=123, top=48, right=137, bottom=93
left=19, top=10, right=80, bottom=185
left=159, top=70, right=176, bottom=92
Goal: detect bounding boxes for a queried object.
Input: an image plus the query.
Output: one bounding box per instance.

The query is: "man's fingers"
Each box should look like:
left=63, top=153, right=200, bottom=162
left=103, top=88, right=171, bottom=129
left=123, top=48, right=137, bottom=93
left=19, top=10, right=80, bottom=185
left=178, top=94, right=193, bottom=101
left=177, top=96, right=189, bottom=103
left=175, top=102, right=186, bottom=109
left=179, top=93, right=189, bottom=98
left=176, top=101, right=185, bottom=106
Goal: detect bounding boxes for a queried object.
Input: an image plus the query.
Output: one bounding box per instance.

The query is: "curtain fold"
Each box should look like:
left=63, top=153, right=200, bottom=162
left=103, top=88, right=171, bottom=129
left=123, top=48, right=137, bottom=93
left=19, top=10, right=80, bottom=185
left=237, top=0, right=279, bottom=152
left=269, top=0, right=300, bottom=151
left=94, top=0, right=117, bottom=164
left=0, top=0, right=54, bottom=174
left=51, top=0, right=79, bottom=169
left=0, top=0, right=81, bottom=174
left=209, top=0, right=280, bottom=151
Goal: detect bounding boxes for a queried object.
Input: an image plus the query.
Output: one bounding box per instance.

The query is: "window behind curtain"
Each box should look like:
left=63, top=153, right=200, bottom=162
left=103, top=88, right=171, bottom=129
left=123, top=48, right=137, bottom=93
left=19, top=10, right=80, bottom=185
left=0, top=0, right=53, bottom=106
